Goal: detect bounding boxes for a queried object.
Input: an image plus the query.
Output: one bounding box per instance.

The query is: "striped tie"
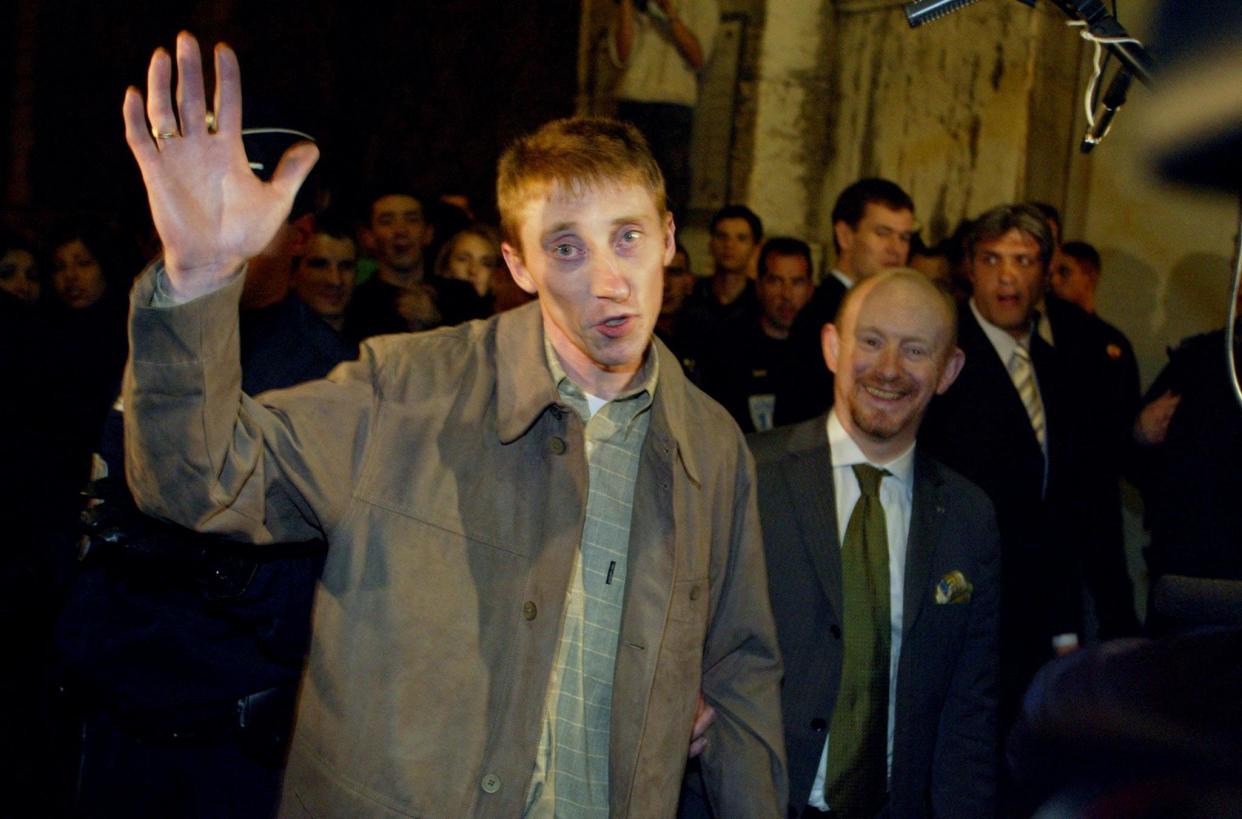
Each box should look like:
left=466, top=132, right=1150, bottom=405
left=1009, top=344, right=1046, bottom=446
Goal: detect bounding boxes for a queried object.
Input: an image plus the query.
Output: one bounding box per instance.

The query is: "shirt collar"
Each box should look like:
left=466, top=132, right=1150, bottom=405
left=543, top=330, right=659, bottom=423
left=830, top=269, right=854, bottom=289
left=826, top=409, right=915, bottom=488
left=969, top=297, right=1031, bottom=363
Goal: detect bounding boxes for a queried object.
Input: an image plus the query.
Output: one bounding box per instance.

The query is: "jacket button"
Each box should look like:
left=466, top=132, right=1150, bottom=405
left=548, top=436, right=567, bottom=455
left=523, top=601, right=538, bottom=621
left=830, top=624, right=841, bottom=640
left=811, top=718, right=827, bottom=733
left=480, top=773, right=502, bottom=794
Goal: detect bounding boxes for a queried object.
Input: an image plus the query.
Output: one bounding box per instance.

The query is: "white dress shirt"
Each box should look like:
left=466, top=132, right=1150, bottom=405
left=808, top=410, right=915, bottom=810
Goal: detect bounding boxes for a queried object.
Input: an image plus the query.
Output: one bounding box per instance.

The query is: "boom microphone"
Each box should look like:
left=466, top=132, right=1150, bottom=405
left=905, top=0, right=1037, bottom=28
left=904, top=0, right=979, bottom=27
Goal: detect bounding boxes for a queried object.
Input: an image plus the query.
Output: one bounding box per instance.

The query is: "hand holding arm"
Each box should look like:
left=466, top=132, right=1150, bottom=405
left=653, top=0, right=706, bottom=69
left=614, top=0, right=637, bottom=64
left=122, top=33, right=318, bottom=301
left=1133, top=390, right=1181, bottom=446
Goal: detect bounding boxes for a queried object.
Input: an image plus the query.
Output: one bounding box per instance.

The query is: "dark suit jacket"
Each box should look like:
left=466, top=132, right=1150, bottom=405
left=920, top=305, right=1085, bottom=721
left=750, top=417, right=1000, bottom=818
left=773, top=275, right=848, bottom=426
left=1044, top=296, right=1141, bottom=638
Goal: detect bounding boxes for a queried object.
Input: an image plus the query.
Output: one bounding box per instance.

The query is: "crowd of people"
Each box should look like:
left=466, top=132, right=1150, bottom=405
left=5, top=150, right=1236, bottom=819
left=2, top=9, right=1240, bottom=817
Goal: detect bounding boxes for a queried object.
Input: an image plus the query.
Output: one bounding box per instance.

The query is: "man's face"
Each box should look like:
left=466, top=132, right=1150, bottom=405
left=369, top=194, right=432, bottom=272
left=0, top=249, right=40, bottom=305
left=835, top=203, right=916, bottom=279
left=757, top=253, right=813, bottom=336
left=292, top=234, right=357, bottom=320
left=662, top=249, right=694, bottom=316
left=968, top=228, right=1046, bottom=338
left=1049, top=254, right=1095, bottom=311
left=708, top=217, right=758, bottom=276
left=503, top=181, right=673, bottom=394
left=824, top=277, right=963, bottom=459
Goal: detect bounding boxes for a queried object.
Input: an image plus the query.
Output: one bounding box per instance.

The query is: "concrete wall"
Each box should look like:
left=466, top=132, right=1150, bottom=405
left=579, top=1, right=1240, bottom=383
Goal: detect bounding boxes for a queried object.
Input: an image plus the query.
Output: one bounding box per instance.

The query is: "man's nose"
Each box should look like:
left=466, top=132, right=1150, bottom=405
left=876, top=345, right=901, bottom=375
left=590, top=253, right=630, bottom=301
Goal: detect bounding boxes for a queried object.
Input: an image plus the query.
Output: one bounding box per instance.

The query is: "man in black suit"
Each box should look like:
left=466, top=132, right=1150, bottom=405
left=752, top=269, right=1000, bottom=818
left=774, top=179, right=917, bottom=426
left=919, top=204, right=1086, bottom=737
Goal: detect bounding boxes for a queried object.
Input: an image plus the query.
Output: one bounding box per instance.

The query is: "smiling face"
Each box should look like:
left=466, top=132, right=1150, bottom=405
left=369, top=194, right=433, bottom=274
left=968, top=228, right=1046, bottom=339
left=292, top=233, right=357, bottom=321
left=824, top=272, right=963, bottom=462
left=51, top=238, right=107, bottom=310
left=502, top=180, right=674, bottom=398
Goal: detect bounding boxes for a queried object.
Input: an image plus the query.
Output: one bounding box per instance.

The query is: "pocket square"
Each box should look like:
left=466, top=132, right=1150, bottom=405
left=935, top=570, right=973, bottom=604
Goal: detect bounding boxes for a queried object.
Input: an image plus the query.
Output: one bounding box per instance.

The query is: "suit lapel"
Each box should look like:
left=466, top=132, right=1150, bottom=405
left=902, top=452, right=944, bottom=635
left=780, top=418, right=843, bottom=621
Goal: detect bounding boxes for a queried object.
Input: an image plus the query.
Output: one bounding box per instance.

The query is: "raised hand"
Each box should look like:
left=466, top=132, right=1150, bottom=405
left=123, top=32, right=319, bottom=300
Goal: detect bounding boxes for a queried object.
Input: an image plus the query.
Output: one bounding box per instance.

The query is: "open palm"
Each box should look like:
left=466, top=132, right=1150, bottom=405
left=123, top=33, right=318, bottom=299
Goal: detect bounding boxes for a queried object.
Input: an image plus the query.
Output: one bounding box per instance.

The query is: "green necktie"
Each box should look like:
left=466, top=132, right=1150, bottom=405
left=825, top=463, right=891, bottom=817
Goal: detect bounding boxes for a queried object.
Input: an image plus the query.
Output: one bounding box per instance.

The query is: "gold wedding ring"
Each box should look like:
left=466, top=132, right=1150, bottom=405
left=205, top=111, right=217, bottom=133
left=152, top=126, right=177, bottom=140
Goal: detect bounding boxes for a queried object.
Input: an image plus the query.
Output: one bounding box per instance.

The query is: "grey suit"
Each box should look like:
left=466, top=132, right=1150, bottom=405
left=750, top=416, right=1000, bottom=818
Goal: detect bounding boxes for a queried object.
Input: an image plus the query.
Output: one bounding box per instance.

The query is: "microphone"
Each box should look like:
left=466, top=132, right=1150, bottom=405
left=1081, top=67, right=1132, bottom=154
left=905, top=0, right=1037, bottom=28
left=904, top=0, right=979, bottom=28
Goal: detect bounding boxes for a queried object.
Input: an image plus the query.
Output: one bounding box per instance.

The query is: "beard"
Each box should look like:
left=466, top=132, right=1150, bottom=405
left=846, top=376, right=919, bottom=442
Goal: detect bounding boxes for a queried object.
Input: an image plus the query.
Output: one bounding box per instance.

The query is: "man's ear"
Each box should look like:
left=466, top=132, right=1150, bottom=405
left=501, top=241, right=538, bottom=295
left=822, top=322, right=841, bottom=376
left=936, top=346, right=966, bottom=394
left=288, top=213, right=314, bottom=257
left=663, top=211, right=676, bottom=266
left=420, top=223, right=436, bottom=248
left=359, top=226, right=377, bottom=254
left=833, top=220, right=854, bottom=259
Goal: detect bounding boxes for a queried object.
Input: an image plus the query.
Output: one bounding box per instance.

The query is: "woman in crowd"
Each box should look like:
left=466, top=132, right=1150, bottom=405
left=435, top=223, right=533, bottom=315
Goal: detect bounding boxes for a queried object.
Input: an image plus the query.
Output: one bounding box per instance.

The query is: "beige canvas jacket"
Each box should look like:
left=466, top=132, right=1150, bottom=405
left=123, top=268, right=786, bottom=817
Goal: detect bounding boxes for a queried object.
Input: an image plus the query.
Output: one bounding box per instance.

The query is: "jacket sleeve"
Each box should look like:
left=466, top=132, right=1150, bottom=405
left=697, top=438, right=789, bottom=817
left=123, top=264, right=376, bottom=546
left=932, top=494, right=1001, bottom=818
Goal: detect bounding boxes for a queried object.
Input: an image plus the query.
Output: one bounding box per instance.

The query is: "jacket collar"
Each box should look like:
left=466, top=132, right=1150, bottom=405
left=493, top=301, right=701, bottom=484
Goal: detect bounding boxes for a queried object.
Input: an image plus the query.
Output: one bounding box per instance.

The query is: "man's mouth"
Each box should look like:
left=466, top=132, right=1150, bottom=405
left=862, top=382, right=911, bottom=402
left=597, top=315, right=635, bottom=338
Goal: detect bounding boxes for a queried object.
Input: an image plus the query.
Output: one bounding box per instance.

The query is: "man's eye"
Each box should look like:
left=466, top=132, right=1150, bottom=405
left=906, top=346, right=927, bottom=358
left=875, top=227, right=892, bottom=237
left=620, top=229, right=642, bottom=245
left=552, top=243, right=580, bottom=258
